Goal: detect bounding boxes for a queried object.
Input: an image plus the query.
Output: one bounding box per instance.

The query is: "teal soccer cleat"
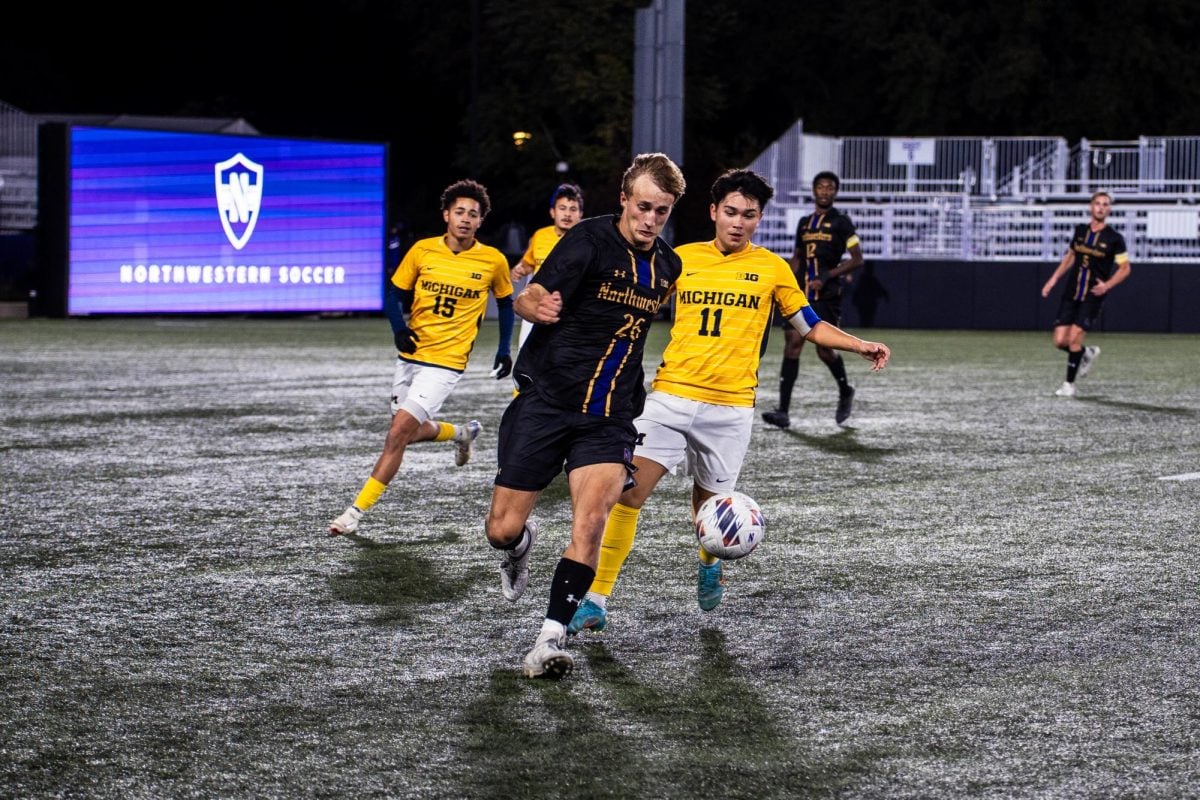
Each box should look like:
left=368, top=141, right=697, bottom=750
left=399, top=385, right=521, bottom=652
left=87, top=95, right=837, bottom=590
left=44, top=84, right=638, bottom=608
left=567, top=597, right=608, bottom=635
left=697, top=560, right=725, bottom=611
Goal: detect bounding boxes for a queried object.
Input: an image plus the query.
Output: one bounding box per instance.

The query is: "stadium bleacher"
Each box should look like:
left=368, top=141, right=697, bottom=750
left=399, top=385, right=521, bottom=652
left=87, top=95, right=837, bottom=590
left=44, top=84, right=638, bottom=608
left=748, top=120, right=1200, bottom=263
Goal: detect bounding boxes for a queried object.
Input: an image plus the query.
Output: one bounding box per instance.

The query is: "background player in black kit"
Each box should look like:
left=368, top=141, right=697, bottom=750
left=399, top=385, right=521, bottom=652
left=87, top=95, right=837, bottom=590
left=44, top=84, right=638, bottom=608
left=482, top=153, right=686, bottom=679
left=1040, top=190, right=1132, bottom=397
left=763, top=171, right=865, bottom=427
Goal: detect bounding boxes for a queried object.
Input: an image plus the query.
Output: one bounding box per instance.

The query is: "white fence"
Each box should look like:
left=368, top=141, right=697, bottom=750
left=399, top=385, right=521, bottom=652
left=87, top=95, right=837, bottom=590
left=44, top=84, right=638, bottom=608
left=754, top=197, right=1200, bottom=264
left=749, top=121, right=1200, bottom=263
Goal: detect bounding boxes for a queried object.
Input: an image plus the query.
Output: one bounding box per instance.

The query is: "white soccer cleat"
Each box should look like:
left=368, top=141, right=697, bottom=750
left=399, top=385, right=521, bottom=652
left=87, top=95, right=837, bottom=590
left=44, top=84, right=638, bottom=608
left=499, top=521, right=537, bottom=601
left=328, top=505, right=363, bottom=536
left=1078, top=346, right=1101, bottom=379
left=1054, top=381, right=1077, bottom=398
left=522, top=631, right=574, bottom=679
left=453, top=420, right=482, bottom=467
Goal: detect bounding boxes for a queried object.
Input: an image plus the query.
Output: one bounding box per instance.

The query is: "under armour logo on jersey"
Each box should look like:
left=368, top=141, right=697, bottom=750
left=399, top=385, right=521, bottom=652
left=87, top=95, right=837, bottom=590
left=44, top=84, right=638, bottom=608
left=214, top=153, right=264, bottom=250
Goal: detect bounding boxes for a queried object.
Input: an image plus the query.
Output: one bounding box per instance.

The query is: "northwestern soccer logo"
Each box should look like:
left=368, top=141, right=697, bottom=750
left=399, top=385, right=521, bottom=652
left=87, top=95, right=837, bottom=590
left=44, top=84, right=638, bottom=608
left=214, top=153, right=264, bottom=250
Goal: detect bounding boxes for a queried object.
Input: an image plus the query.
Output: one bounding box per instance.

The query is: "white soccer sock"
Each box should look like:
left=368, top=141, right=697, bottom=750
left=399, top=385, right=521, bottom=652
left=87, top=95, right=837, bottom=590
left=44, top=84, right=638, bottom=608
left=538, top=619, right=566, bottom=642
left=511, top=526, right=531, bottom=558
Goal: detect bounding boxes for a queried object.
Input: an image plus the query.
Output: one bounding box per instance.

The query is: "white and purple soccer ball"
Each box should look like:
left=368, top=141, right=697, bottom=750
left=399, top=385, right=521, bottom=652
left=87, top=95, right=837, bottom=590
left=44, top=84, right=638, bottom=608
left=694, top=491, right=765, bottom=560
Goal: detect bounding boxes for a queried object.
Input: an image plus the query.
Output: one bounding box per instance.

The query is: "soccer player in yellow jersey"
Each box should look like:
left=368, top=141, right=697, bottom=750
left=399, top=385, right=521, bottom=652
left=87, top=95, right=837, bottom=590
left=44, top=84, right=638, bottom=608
left=329, top=179, right=515, bottom=537
left=511, top=183, right=583, bottom=349
left=567, top=169, right=891, bottom=632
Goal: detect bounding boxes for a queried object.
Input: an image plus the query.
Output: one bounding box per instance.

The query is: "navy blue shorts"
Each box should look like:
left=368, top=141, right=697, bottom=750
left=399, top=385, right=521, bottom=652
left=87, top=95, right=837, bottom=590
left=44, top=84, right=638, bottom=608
left=1054, top=294, right=1104, bottom=331
left=494, top=390, right=637, bottom=492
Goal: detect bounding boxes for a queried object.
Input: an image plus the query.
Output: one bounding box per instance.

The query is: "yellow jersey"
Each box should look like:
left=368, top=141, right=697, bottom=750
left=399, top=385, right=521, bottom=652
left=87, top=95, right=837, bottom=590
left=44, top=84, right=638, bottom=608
left=652, top=240, right=810, bottom=407
left=391, top=236, right=513, bottom=371
left=519, top=225, right=565, bottom=275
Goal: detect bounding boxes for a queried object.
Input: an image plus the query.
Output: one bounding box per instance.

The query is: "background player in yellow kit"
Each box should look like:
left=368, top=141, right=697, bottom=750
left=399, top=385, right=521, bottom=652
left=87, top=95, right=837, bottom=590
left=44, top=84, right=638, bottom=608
left=568, top=168, right=890, bottom=632
left=328, top=179, right=514, bottom=537
left=511, top=183, right=584, bottom=350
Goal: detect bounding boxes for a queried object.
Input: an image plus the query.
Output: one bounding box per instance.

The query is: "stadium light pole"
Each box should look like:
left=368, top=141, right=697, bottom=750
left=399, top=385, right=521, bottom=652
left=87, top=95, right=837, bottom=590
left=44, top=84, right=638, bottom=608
left=633, top=0, right=685, bottom=243
left=469, top=0, right=480, bottom=178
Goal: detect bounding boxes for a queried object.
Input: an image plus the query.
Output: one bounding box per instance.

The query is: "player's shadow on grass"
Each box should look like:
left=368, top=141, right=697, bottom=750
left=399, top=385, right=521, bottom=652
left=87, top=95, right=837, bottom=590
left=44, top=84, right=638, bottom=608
left=327, top=542, right=476, bottom=624
left=582, top=630, right=828, bottom=794
left=1077, top=397, right=1197, bottom=416
left=452, top=667, right=654, bottom=797
left=781, top=427, right=897, bottom=463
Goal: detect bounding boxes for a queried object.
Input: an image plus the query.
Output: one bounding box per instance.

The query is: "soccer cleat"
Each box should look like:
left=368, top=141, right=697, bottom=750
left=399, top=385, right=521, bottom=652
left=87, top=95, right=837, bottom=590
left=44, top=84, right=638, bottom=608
left=499, top=521, right=537, bottom=602
left=1078, top=346, right=1101, bottom=379
left=453, top=420, right=482, bottom=467
left=697, top=559, right=725, bottom=611
left=762, top=409, right=791, bottom=429
left=328, top=505, right=363, bottom=536
left=522, top=632, right=574, bottom=679
left=1055, top=381, right=1077, bottom=398
left=567, top=598, right=608, bottom=635
left=836, top=386, right=856, bottom=425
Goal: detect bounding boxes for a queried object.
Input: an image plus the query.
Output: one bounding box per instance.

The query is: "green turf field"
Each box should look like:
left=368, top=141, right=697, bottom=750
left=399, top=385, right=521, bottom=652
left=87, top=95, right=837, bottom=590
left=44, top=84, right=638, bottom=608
left=2, top=317, right=1198, bottom=799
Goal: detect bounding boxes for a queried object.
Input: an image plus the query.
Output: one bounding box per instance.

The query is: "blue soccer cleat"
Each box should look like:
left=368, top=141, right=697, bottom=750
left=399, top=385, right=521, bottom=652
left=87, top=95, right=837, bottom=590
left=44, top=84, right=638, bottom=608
left=697, top=559, right=725, bottom=611
left=567, top=597, right=608, bottom=634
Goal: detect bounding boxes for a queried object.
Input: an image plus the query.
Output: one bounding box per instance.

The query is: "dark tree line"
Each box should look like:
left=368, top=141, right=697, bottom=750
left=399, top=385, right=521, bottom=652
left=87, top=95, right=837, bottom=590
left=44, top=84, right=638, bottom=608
left=5, top=0, right=1199, bottom=246
left=435, top=0, right=1200, bottom=245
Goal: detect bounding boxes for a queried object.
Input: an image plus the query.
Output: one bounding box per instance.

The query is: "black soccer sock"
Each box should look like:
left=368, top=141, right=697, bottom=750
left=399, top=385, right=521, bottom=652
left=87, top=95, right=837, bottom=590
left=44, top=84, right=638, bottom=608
left=778, top=357, right=799, bottom=412
left=546, top=557, right=596, bottom=627
left=827, top=354, right=850, bottom=393
left=1066, top=349, right=1083, bottom=382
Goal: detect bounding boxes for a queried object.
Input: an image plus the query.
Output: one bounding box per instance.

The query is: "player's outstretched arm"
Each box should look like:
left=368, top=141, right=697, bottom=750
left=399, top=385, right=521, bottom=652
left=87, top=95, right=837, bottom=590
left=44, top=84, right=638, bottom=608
left=802, top=319, right=891, bottom=371
left=1042, top=249, right=1073, bottom=297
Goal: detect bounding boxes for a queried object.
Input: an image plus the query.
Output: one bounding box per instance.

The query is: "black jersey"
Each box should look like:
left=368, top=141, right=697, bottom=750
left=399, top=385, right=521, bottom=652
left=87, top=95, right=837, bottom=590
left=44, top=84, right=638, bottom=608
left=794, top=207, right=860, bottom=299
left=1062, top=223, right=1129, bottom=302
left=514, top=215, right=681, bottom=420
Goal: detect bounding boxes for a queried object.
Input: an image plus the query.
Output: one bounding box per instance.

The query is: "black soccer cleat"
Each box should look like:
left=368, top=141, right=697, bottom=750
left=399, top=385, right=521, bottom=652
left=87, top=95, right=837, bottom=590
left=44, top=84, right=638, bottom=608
left=835, top=386, right=855, bottom=425
left=762, top=409, right=791, bottom=429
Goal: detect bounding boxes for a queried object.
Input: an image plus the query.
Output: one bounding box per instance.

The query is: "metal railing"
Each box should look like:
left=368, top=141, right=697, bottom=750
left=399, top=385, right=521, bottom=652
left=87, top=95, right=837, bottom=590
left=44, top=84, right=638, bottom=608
left=749, top=122, right=1200, bottom=263
left=755, top=197, right=1200, bottom=263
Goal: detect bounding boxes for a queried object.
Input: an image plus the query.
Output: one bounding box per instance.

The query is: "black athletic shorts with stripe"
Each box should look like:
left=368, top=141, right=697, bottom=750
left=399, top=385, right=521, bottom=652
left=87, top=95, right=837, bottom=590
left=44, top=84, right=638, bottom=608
left=494, top=390, right=637, bottom=492
left=1054, top=294, right=1104, bottom=331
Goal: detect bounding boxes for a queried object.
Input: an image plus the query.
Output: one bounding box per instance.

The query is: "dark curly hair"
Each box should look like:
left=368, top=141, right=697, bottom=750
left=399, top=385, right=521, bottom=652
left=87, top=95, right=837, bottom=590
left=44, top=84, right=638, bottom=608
left=440, top=179, right=491, bottom=218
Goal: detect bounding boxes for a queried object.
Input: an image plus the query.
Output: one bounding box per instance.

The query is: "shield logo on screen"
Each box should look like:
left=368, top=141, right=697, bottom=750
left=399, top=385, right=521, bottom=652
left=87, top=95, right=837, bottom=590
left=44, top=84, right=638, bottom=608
left=214, top=153, right=264, bottom=250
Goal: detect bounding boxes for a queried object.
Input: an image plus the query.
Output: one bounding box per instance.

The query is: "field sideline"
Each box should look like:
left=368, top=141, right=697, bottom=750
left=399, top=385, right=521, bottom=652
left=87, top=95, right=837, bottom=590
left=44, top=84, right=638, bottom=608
left=2, top=317, right=1198, bottom=799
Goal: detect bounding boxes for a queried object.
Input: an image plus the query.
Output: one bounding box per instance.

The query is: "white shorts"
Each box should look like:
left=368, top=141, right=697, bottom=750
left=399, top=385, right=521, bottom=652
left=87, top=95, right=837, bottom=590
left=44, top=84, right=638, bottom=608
left=390, top=359, right=463, bottom=422
left=634, top=391, right=752, bottom=493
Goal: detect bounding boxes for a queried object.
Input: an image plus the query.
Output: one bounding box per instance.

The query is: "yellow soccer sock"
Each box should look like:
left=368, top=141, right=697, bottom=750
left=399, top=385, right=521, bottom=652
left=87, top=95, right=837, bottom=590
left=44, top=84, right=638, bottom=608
left=353, top=476, right=388, bottom=512
left=590, top=502, right=640, bottom=597
left=433, top=421, right=455, bottom=442
left=698, top=546, right=719, bottom=566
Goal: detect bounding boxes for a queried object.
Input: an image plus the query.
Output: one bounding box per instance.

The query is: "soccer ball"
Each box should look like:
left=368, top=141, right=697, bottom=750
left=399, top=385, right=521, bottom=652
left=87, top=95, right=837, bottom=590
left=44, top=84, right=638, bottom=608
left=694, top=491, right=765, bottom=560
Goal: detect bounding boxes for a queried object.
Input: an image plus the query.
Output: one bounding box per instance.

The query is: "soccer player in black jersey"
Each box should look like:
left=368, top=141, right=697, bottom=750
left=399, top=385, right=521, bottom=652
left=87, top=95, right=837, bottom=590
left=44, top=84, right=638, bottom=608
left=1041, top=191, right=1132, bottom=397
left=566, top=169, right=890, bottom=637
left=483, top=153, right=686, bottom=679
left=763, top=171, right=865, bottom=427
